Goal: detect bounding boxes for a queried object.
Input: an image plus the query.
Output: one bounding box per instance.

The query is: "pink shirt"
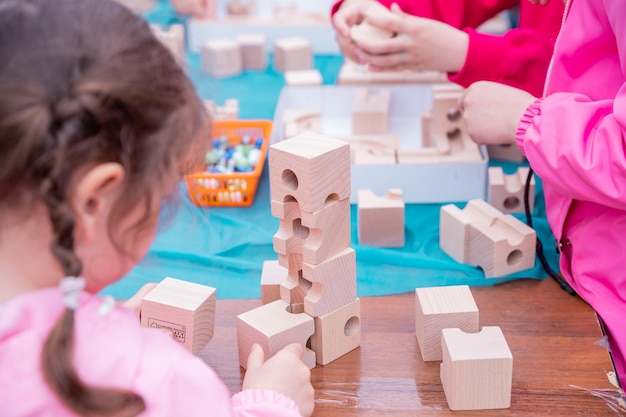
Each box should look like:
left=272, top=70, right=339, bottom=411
left=517, top=0, right=626, bottom=389
left=331, top=0, right=564, bottom=96
left=0, top=289, right=302, bottom=417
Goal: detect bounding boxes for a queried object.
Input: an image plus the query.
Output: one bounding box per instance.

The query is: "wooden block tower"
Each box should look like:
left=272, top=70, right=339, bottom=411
left=238, top=132, right=361, bottom=367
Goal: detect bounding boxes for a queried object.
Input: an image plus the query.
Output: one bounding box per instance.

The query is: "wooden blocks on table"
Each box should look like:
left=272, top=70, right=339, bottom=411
left=310, top=298, right=361, bottom=365
left=441, top=326, right=513, bottom=410
left=140, top=277, right=216, bottom=355
left=201, top=38, right=242, bottom=78
left=284, top=69, right=323, bottom=86
left=488, top=167, right=534, bottom=214
left=352, top=88, right=391, bottom=135
left=236, top=33, right=267, bottom=70
left=414, top=285, right=479, bottom=361
left=357, top=188, right=405, bottom=247
left=204, top=98, right=239, bottom=121
left=274, top=37, right=312, bottom=72
left=439, top=199, right=536, bottom=278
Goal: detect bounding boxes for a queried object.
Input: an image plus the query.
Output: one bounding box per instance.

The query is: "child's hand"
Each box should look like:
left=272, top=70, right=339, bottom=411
left=332, top=0, right=380, bottom=63
left=352, top=3, right=468, bottom=73
left=459, top=81, right=537, bottom=145
left=120, top=283, right=158, bottom=319
left=169, top=0, right=215, bottom=18
left=243, top=343, right=315, bottom=417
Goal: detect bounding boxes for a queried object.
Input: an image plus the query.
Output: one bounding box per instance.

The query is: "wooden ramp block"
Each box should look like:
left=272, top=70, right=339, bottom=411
left=441, top=326, right=512, bottom=410
left=352, top=88, right=391, bottom=135
left=357, top=189, right=405, bottom=247
left=440, top=199, right=536, bottom=278
left=141, top=277, right=216, bottom=355
left=281, top=248, right=357, bottom=317
left=236, top=299, right=316, bottom=369
left=310, top=298, right=361, bottom=365
left=488, top=166, right=535, bottom=214
left=269, top=133, right=351, bottom=213
left=414, top=285, right=479, bottom=362
left=274, top=36, right=312, bottom=72
left=261, top=260, right=288, bottom=305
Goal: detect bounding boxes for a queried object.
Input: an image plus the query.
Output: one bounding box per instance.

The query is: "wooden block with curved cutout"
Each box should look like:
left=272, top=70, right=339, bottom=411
left=414, top=285, right=479, bottom=362
left=236, top=299, right=316, bottom=369
left=310, top=298, right=361, bottom=365
left=151, top=24, right=186, bottom=69
left=141, top=277, right=216, bottom=355
left=488, top=167, right=535, bottom=214
left=357, top=189, right=405, bottom=247
left=439, top=199, right=536, bottom=278
left=441, top=326, right=512, bottom=410
left=269, top=133, right=351, bottom=213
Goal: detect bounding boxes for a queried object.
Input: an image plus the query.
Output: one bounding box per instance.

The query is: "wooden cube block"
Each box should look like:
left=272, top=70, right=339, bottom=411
left=439, top=199, right=536, bottom=278
left=269, top=133, right=351, bottom=213
left=274, top=37, right=312, bottom=72
left=236, top=33, right=267, bottom=70
left=310, top=298, right=361, bottom=365
left=352, top=88, right=391, bottom=135
left=414, top=285, right=479, bottom=362
left=284, top=69, right=323, bottom=86
left=357, top=189, right=405, bottom=247
left=236, top=299, right=316, bottom=369
left=441, top=326, right=513, bottom=410
left=200, top=38, right=242, bottom=78
left=488, top=167, right=534, bottom=214
left=260, top=260, right=288, bottom=305
left=151, top=24, right=186, bottom=69
left=140, top=277, right=216, bottom=355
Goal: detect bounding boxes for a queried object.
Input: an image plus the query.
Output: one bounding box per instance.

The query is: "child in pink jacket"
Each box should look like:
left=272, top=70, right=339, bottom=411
left=460, top=0, right=626, bottom=390
left=332, top=0, right=564, bottom=96
left=0, top=0, right=314, bottom=416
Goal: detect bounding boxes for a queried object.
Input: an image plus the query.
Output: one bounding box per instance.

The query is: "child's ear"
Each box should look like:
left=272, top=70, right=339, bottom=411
left=71, top=163, right=125, bottom=243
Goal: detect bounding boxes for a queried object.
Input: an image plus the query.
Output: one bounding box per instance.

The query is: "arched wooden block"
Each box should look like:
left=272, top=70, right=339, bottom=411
left=488, top=166, right=535, bottom=214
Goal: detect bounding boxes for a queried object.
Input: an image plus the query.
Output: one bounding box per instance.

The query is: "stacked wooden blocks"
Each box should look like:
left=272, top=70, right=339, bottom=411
left=357, top=188, right=405, bottom=247
left=415, top=285, right=512, bottom=411
left=140, top=277, right=216, bottom=355
left=439, top=199, right=536, bottom=278
left=238, top=132, right=361, bottom=368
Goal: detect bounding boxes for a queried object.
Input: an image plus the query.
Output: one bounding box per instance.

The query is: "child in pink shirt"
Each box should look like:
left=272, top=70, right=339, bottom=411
left=460, top=0, right=626, bottom=391
left=0, top=0, right=314, bottom=416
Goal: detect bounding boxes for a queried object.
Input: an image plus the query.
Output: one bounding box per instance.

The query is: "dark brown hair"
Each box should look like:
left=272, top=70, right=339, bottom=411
left=0, top=0, right=208, bottom=415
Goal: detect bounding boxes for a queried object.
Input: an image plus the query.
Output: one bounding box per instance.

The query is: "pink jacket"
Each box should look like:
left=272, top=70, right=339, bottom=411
left=0, top=289, right=302, bottom=417
left=517, top=0, right=626, bottom=388
left=331, top=0, right=564, bottom=96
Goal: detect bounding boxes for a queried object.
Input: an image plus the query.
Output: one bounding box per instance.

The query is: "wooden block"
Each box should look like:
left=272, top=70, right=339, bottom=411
left=281, top=248, right=357, bottom=317
left=204, top=98, right=239, bottom=121
left=274, top=37, right=312, bottom=72
left=351, top=147, right=397, bottom=165
left=310, top=298, right=361, bottom=365
left=272, top=197, right=351, bottom=265
left=350, top=20, right=394, bottom=43
left=284, top=69, right=323, bottom=86
left=282, top=109, right=323, bottom=140
left=414, top=285, right=479, bottom=362
left=352, top=88, right=391, bottom=135
left=236, top=33, right=267, bottom=70
left=269, top=133, right=351, bottom=213
left=441, top=326, right=512, bottom=410
left=337, top=60, right=448, bottom=85
left=200, top=38, right=242, bottom=78
left=486, top=144, right=526, bottom=163
left=227, top=0, right=255, bottom=15
left=140, top=277, right=216, bottom=355
left=261, top=260, right=287, bottom=304
left=357, top=189, right=405, bottom=247
left=488, top=167, right=535, bottom=214
left=439, top=199, right=536, bottom=278
left=151, top=24, right=186, bottom=69
left=236, top=299, right=316, bottom=369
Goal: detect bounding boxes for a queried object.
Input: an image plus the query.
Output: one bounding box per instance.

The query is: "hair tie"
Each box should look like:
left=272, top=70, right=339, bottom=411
left=59, top=276, right=85, bottom=310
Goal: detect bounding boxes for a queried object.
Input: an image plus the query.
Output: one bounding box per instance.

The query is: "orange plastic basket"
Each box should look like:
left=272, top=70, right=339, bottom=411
left=185, top=119, right=272, bottom=207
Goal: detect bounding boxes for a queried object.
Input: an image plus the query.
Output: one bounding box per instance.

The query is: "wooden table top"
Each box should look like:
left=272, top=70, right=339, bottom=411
left=200, top=278, right=623, bottom=416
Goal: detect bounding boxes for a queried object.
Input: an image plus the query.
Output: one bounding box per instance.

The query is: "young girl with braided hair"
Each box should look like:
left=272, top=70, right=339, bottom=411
left=0, top=0, right=314, bottom=416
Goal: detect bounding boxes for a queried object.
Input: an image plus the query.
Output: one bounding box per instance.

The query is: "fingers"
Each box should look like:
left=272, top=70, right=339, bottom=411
left=280, top=343, right=304, bottom=359
left=246, top=343, right=265, bottom=370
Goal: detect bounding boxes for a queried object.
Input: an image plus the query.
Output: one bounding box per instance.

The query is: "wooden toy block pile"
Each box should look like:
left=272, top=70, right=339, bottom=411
left=415, top=285, right=513, bottom=410
left=237, top=132, right=361, bottom=368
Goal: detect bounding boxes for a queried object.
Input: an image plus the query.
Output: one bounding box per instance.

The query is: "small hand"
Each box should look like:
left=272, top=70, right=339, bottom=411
left=332, top=0, right=383, bottom=64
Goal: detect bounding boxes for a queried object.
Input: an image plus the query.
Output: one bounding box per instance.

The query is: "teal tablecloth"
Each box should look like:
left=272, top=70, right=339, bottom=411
left=101, top=0, right=559, bottom=300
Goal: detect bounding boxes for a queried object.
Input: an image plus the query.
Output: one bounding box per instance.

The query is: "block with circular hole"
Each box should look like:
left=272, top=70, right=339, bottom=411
left=439, top=199, right=536, bottom=278
left=310, top=298, right=361, bottom=365
left=236, top=299, right=316, bottom=369
left=280, top=248, right=357, bottom=317
left=488, top=166, right=535, bottom=214
left=269, top=133, right=351, bottom=213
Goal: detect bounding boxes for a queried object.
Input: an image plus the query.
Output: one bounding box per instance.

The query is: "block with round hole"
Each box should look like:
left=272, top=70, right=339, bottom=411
left=488, top=166, right=535, bottom=214
left=310, top=298, right=361, bottom=365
